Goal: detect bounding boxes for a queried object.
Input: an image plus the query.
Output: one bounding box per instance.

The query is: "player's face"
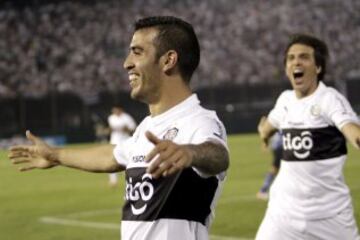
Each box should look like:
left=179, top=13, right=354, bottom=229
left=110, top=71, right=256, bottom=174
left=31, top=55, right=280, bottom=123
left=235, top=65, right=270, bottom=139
left=285, top=44, right=321, bottom=98
left=123, top=28, right=162, bottom=103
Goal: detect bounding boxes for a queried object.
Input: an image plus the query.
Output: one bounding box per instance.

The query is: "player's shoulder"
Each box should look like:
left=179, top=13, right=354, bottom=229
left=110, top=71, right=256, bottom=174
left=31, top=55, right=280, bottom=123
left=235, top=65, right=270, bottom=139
left=322, top=84, right=342, bottom=97
left=276, top=89, right=294, bottom=104
left=193, top=105, right=223, bottom=123
left=279, top=89, right=293, bottom=98
left=193, top=107, right=226, bottom=135
left=317, top=82, right=346, bottom=104
left=136, top=116, right=150, bottom=128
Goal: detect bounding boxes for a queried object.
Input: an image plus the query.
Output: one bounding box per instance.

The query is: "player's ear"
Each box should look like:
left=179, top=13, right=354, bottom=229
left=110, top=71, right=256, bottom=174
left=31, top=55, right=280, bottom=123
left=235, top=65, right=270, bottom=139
left=316, top=66, right=322, bottom=75
left=161, top=50, right=178, bottom=74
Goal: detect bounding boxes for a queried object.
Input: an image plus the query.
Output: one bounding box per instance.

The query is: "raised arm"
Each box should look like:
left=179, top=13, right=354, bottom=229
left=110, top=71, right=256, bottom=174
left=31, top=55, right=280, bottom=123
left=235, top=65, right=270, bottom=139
left=258, top=116, right=278, bottom=148
left=144, top=131, right=229, bottom=179
left=8, top=131, right=124, bottom=173
left=341, top=122, right=360, bottom=150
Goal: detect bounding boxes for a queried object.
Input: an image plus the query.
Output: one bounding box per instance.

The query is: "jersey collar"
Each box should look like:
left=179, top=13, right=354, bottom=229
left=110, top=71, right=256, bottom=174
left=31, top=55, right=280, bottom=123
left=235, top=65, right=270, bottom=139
left=149, top=94, right=200, bottom=126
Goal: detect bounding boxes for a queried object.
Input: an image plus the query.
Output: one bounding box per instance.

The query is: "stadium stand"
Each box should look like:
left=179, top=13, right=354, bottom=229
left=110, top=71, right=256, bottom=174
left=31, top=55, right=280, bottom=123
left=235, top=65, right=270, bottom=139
left=0, top=0, right=359, bottom=141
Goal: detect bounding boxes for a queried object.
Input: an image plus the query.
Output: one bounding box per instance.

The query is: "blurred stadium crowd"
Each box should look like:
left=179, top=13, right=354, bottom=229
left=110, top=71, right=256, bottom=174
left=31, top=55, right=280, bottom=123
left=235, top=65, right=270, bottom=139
left=0, top=0, right=359, bottom=100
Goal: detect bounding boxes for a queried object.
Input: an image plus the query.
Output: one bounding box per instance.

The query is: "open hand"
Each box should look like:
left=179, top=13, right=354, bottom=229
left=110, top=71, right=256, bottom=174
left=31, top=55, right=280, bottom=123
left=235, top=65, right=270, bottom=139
left=145, top=131, right=193, bottom=179
left=8, top=131, right=59, bottom=171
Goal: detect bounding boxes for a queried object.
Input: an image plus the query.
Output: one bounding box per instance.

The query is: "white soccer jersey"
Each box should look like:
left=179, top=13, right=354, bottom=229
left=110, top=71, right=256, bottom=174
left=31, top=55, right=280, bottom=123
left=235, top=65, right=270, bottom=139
left=108, top=112, right=136, bottom=145
left=267, top=82, right=360, bottom=220
left=113, top=94, right=228, bottom=240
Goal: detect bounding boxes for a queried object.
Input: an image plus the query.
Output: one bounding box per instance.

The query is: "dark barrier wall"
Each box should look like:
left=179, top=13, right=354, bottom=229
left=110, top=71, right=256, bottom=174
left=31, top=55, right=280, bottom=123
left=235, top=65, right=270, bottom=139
left=0, top=91, right=148, bottom=142
left=1, top=80, right=356, bottom=143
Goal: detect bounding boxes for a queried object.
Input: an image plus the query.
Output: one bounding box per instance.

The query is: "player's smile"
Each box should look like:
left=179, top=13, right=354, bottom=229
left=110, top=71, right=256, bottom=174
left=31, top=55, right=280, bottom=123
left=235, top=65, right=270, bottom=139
left=128, top=72, right=139, bottom=88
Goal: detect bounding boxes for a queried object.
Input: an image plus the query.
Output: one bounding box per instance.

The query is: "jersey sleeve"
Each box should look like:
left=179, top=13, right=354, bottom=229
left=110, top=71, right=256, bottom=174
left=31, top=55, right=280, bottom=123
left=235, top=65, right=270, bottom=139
left=188, top=113, right=228, bottom=178
left=268, top=91, right=288, bottom=129
left=113, top=137, right=132, bottom=167
left=323, top=90, right=360, bottom=129
left=190, top=114, right=228, bottom=149
left=125, top=114, right=137, bottom=130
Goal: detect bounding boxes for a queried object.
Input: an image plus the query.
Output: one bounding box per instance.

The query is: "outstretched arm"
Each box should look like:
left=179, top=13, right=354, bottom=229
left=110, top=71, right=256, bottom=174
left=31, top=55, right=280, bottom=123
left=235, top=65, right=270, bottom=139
left=341, top=122, right=360, bottom=150
left=258, top=116, right=278, bottom=148
left=8, top=131, right=124, bottom=173
left=145, top=131, right=229, bottom=179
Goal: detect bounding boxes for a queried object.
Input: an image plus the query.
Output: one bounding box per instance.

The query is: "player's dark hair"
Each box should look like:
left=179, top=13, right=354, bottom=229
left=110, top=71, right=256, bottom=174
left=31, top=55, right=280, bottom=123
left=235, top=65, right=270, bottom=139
left=134, top=16, right=200, bottom=83
left=284, top=34, right=329, bottom=81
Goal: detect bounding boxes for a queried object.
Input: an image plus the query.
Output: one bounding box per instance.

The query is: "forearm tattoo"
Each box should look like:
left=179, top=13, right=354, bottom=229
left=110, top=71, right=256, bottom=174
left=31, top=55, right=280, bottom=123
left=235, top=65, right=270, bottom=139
left=187, top=141, right=229, bottom=175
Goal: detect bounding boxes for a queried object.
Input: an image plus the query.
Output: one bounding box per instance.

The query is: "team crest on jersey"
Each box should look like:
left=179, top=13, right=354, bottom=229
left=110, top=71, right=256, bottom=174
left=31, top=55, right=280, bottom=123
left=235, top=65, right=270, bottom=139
left=163, top=127, right=179, bottom=140
left=310, top=104, right=321, bottom=117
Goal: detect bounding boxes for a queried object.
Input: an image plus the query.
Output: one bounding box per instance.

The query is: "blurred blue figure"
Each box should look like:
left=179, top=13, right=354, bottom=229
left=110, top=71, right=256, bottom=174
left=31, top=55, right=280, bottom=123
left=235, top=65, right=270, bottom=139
left=256, top=131, right=282, bottom=200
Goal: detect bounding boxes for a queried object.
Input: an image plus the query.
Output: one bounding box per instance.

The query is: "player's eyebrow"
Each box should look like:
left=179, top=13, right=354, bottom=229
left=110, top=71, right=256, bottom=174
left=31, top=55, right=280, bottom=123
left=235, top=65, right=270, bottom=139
left=287, top=52, right=311, bottom=59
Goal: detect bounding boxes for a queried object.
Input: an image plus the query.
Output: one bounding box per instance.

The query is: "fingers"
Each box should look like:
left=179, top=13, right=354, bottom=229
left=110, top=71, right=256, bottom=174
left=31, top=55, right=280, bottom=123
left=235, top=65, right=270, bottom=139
left=8, top=147, right=31, bottom=158
left=166, top=155, right=187, bottom=176
left=145, top=140, right=173, bottom=162
left=11, top=158, right=30, bottom=164
left=26, top=130, right=40, bottom=145
left=19, top=166, right=36, bottom=172
left=356, top=138, right=360, bottom=149
left=9, top=145, right=30, bottom=153
left=261, top=141, right=269, bottom=151
left=147, top=150, right=183, bottom=178
left=145, top=131, right=192, bottom=178
left=9, top=156, right=34, bottom=172
left=145, top=131, right=161, bottom=145
left=258, top=116, right=267, bottom=129
left=146, top=143, right=190, bottom=178
left=145, top=141, right=175, bottom=176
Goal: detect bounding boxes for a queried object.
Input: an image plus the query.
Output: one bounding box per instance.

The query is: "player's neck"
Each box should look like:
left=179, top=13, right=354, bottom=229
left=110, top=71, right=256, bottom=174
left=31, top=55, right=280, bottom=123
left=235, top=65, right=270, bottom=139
left=295, top=81, right=319, bottom=99
left=149, top=78, right=192, bottom=117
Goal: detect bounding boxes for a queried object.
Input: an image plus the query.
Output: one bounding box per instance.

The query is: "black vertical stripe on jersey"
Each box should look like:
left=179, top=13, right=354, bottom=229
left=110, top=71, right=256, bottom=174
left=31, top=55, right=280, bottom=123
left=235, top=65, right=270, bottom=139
left=157, top=168, right=218, bottom=225
left=282, top=126, right=347, bottom=161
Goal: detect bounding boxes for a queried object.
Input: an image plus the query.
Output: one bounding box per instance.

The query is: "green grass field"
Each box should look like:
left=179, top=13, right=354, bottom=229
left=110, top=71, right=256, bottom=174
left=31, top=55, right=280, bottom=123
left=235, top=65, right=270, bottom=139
left=1, top=134, right=359, bottom=240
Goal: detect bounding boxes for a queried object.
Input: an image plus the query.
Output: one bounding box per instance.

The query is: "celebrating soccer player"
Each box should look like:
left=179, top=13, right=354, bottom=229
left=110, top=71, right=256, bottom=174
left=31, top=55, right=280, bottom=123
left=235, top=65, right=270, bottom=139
left=256, top=34, right=360, bottom=240
left=8, top=16, right=229, bottom=240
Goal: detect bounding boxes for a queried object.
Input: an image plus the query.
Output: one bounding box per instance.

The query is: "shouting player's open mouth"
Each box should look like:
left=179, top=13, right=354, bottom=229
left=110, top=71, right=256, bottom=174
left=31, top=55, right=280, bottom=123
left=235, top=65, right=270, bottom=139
left=293, top=69, right=304, bottom=84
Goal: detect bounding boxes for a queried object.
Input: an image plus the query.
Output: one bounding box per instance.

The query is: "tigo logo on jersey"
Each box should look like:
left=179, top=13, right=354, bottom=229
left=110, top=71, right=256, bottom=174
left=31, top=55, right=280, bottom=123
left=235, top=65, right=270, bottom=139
left=125, top=173, right=154, bottom=215
left=283, top=131, right=313, bottom=159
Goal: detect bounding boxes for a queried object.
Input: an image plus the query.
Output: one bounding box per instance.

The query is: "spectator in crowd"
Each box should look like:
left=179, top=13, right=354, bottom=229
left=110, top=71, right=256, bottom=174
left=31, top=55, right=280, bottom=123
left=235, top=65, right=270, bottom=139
left=0, top=0, right=359, bottom=99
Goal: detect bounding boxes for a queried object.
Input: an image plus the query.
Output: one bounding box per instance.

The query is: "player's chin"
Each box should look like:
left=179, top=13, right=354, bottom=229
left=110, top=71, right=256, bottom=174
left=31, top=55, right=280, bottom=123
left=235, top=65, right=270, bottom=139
left=130, top=89, right=146, bottom=102
left=291, top=80, right=304, bottom=90
left=130, top=88, right=140, bottom=100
